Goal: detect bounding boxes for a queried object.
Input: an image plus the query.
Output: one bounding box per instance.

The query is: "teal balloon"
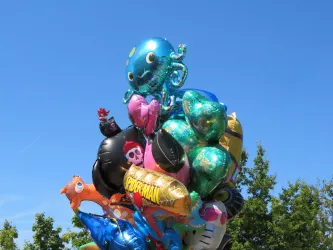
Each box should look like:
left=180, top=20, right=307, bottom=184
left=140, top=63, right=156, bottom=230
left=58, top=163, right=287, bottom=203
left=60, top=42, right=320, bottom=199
left=188, top=145, right=231, bottom=198
left=182, top=90, right=228, bottom=143
left=162, top=119, right=199, bottom=153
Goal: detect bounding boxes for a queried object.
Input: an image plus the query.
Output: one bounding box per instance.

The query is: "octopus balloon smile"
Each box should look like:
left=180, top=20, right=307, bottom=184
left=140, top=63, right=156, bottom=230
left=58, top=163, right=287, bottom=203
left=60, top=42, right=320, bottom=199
left=124, top=37, right=188, bottom=115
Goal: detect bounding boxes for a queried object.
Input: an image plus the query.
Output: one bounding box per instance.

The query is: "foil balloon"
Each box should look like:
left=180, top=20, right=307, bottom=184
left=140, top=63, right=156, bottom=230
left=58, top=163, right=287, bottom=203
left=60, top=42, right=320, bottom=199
left=144, top=141, right=190, bottom=186
left=127, top=94, right=160, bottom=136
left=60, top=176, right=136, bottom=225
left=76, top=210, right=148, bottom=250
left=162, top=119, right=199, bottom=153
left=79, top=242, right=99, bottom=250
left=172, top=191, right=206, bottom=234
left=212, top=187, right=244, bottom=221
left=123, top=165, right=192, bottom=216
left=183, top=201, right=227, bottom=250
left=219, top=112, right=243, bottom=187
left=123, top=37, right=188, bottom=116
left=97, top=108, right=122, bottom=138
left=151, top=129, right=185, bottom=173
left=188, top=145, right=231, bottom=198
left=182, top=90, right=228, bottom=143
left=92, top=126, right=146, bottom=198
left=182, top=88, right=219, bottom=103
left=123, top=140, right=145, bottom=168
left=133, top=210, right=183, bottom=250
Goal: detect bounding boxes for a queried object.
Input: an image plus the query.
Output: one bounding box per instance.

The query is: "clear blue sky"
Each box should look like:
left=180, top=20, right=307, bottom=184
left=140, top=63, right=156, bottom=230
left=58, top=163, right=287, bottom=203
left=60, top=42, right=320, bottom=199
left=0, top=0, right=332, bottom=247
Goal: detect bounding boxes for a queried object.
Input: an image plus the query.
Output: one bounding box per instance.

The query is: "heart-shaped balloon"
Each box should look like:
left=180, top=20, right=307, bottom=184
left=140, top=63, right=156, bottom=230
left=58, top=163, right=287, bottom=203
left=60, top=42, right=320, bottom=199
left=188, top=144, right=231, bottom=198
left=182, top=90, right=228, bottom=143
left=162, top=119, right=199, bottom=153
left=127, top=94, right=160, bottom=136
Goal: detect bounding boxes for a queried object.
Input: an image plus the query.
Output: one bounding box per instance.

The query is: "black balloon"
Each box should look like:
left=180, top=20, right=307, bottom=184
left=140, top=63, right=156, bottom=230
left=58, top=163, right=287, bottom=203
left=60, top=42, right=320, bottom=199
left=151, top=129, right=185, bottom=173
left=92, top=126, right=146, bottom=198
left=99, top=117, right=122, bottom=138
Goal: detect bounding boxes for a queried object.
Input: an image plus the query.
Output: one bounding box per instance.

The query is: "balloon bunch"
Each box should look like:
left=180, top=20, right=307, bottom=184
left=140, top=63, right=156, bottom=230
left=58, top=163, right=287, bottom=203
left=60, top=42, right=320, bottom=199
left=61, top=37, right=244, bottom=250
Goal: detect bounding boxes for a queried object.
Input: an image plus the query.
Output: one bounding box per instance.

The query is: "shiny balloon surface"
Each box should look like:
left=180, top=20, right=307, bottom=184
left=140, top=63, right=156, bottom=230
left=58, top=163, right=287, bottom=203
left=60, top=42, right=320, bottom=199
left=183, top=90, right=228, bottom=143
left=125, top=37, right=175, bottom=97
left=188, top=145, right=231, bottom=198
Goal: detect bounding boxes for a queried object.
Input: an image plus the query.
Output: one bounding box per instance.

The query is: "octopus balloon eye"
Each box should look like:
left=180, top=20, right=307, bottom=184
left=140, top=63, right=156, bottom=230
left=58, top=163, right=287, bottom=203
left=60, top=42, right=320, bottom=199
left=128, top=72, right=134, bottom=81
left=75, top=182, right=84, bottom=193
left=146, top=52, right=155, bottom=64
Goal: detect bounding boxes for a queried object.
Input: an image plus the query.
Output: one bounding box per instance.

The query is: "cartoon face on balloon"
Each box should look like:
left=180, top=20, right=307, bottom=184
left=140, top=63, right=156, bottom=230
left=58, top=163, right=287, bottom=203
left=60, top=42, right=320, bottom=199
left=123, top=141, right=145, bottom=167
left=123, top=37, right=188, bottom=106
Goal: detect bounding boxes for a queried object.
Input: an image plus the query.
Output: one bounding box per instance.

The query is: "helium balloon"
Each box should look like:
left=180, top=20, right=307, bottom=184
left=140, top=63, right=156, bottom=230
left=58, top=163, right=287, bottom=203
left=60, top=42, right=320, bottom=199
left=127, top=94, right=160, bottom=136
left=76, top=210, right=148, bottom=250
left=60, top=176, right=135, bottom=225
left=181, top=88, right=219, bottom=103
left=123, top=165, right=191, bottom=216
left=162, top=119, right=199, bottom=153
left=123, top=37, right=188, bottom=103
left=212, top=187, right=244, bottom=221
left=92, top=126, right=146, bottom=198
left=144, top=141, right=190, bottom=185
left=219, top=112, right=243, bottom=187
left=183, top=201, right=227, bottom=250
left=79, top=242, right=99, bottom=250
left=188, top=145, right=231, bottom=198
left=151, top=129, right=185, bottom=173
left=183, top=90, right=228, bottom=143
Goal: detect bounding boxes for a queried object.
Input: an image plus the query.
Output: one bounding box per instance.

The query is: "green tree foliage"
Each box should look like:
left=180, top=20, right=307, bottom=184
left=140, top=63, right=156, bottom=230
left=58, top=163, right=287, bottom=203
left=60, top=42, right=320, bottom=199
left=23, top=213, right=65, bottom=250
left=270, top=180, right=323, bottom=249
left=62, top=214, right=93, bottom=249
left=0, top=220, right=19, bottom=250
left=317, top=178, right=333, bottom=249
left=228, top=144, right=277, bottom=249
left=228, top=144, right=333, bottom=250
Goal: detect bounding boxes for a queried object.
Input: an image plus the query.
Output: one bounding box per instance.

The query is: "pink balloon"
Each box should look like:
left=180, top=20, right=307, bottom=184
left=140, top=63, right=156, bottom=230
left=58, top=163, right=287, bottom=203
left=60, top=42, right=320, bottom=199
left=127, top=94, right=160, bottom=136
left=143, top=142, right=190, bottom=186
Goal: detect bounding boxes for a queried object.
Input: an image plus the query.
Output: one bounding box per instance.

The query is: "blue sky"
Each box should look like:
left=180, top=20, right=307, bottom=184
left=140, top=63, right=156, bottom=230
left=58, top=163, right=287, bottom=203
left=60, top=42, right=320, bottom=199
left=0, top=0, right=332, bottom=247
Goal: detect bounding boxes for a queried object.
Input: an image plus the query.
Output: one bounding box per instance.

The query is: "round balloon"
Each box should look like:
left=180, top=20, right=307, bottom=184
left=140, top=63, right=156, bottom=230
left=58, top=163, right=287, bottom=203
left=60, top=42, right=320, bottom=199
left=92, top=126, right=146, bottom=198
left=144, top=141, right=190, bottom=186
left=151, top=129, right=185, bottom=173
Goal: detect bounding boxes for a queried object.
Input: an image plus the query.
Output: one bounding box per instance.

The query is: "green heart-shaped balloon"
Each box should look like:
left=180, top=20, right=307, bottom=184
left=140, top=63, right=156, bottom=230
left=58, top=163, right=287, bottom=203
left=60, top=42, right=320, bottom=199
left=183, top=90, right=227, bottom=143
left=188, top=144, right=231, bottom=198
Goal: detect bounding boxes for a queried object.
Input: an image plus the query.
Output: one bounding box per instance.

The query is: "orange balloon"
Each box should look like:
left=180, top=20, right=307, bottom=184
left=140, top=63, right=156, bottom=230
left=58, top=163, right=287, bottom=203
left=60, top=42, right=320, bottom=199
left=60, top=176, right=135, bottom=225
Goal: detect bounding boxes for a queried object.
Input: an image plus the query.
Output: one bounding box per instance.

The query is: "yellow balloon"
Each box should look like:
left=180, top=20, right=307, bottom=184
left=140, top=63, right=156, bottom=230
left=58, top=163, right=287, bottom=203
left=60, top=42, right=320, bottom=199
left=124, top=165, right=192, bottom=216
left=219, top=112, right=243, bottom=187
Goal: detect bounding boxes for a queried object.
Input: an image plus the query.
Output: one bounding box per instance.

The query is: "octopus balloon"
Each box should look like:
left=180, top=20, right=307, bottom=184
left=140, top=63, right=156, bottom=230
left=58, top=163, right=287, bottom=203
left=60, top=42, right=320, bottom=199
left=124, top=37, right=188, bottom=116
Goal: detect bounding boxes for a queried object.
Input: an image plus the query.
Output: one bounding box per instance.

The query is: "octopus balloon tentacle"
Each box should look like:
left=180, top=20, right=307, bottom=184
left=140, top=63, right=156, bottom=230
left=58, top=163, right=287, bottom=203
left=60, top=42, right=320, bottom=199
left=124, top=37, right=189, bottom=116
left=170, top=44, right=187, bottom=61
left=123, top=88, right=136, bottom=104
left=168, top=62, right=188, bottom=88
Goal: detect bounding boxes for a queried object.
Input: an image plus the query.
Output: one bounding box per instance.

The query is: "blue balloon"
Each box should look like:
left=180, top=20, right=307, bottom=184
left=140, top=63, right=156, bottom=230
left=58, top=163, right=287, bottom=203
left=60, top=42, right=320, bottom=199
left=133, top=211, right=182, bottom=250
left=166, top=88, right=226, bottom=120
left=123, top=37, right=188, bottom=104
left=125, top=37, right=176, bottom=97
left=77, top=211, right=147, bottom=250
left=182, top=88, right=219, bottom=102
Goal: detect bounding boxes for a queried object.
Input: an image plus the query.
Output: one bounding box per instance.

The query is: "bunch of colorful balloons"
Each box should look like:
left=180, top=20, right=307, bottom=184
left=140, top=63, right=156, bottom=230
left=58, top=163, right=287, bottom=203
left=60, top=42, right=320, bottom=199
left=61, top=37, right=244, bottom=250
